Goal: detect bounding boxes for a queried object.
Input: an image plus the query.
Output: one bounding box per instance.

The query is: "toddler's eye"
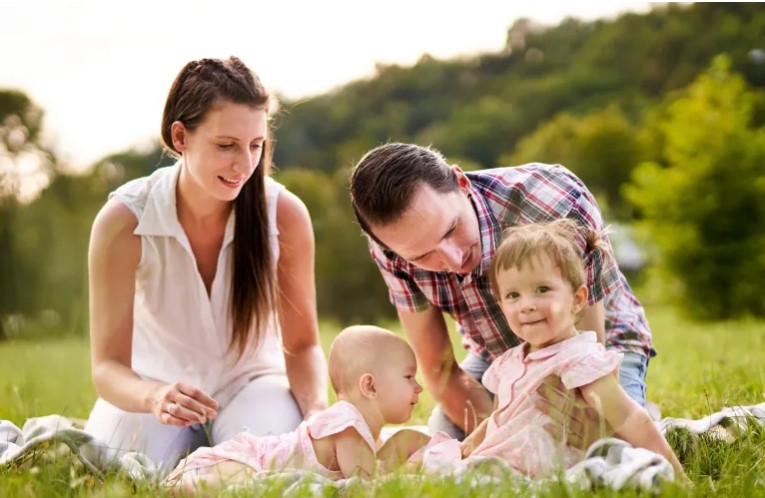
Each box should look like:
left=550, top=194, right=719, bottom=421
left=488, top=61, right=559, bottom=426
left=537, top=286, right=550, bottom=294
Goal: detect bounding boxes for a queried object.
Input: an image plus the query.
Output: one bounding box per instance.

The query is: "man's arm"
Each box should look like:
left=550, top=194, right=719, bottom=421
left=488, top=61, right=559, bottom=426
left=578, top=299, right=605, bottom=344
left=536, top=375, right=612, bottom=450
left=398, top=305, right=492, bottom=434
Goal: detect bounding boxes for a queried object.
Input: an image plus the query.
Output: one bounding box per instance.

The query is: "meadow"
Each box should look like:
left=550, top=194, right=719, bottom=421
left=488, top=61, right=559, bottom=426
left=1, top=306, right=764, bottom=497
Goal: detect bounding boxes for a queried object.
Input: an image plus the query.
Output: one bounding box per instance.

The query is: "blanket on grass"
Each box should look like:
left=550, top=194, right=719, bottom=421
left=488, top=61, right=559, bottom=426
left=2, top=401, right=764, bottom=493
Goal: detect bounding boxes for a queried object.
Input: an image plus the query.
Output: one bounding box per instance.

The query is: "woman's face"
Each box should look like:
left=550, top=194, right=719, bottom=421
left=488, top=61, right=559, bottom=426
left=174, top=100, right=268, bottom=203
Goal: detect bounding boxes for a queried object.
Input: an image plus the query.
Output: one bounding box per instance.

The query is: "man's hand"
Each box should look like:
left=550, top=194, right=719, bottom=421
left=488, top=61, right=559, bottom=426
left=536, top=375, right=612, bottom=450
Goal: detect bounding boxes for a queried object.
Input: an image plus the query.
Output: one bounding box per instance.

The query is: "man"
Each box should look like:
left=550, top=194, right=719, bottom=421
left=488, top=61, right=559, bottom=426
left=350, top=143, right=654, bottom=439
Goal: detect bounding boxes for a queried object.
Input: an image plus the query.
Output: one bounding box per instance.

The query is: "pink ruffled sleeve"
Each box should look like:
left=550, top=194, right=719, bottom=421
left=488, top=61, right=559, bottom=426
left=560, top=349, right=623, bottom=389
left=307, top=401, right=377, bottom=451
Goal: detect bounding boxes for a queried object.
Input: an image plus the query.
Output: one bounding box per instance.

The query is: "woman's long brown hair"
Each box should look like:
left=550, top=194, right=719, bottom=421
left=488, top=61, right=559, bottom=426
left=160, top=56, right=276, bottom=359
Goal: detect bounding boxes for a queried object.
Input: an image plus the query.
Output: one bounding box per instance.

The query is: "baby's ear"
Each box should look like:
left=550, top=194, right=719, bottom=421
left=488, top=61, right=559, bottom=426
left=359, top=373, right=377, bottom=399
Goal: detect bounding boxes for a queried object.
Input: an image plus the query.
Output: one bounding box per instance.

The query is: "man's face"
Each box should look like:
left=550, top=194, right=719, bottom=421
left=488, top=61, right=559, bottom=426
left=370, top=182, right=482, bottom=274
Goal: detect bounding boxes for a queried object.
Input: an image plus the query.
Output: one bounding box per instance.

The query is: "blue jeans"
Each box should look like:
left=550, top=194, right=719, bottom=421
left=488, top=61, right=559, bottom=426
left=428, top=350, right=649, bottom=440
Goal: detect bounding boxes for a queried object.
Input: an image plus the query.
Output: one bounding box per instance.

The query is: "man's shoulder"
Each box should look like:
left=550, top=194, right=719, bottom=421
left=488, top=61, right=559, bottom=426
left=467, top=163, right=583, bottom=191
left=467, top=164, right=588, bottom=222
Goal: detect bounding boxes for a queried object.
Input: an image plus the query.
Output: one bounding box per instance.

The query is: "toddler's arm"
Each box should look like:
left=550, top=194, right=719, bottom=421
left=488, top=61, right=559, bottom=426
left=335, top=427, right=376, bottom=479
left=580, top=374, right=689, bottom=483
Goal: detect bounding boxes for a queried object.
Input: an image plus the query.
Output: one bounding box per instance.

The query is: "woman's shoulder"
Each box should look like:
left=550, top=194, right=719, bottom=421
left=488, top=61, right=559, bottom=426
left=90, top=198, right=141, bottom=269
left=110, top=165, right=178, bottom=216
left=89, top=166, right=178, bottom=262
left=274, top=184, right=313, bottom=242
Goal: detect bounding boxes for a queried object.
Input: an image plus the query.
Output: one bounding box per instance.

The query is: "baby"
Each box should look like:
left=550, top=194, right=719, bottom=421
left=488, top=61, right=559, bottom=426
left=164, top=325, right=424, bottom=493
left=460, top=220, right=688, bottom=482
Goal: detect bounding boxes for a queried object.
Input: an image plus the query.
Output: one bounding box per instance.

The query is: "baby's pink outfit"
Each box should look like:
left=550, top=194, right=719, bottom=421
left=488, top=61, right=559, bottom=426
left=471, top=332, right=622, bottom=477
left=172, top=400, right=376, bottom=479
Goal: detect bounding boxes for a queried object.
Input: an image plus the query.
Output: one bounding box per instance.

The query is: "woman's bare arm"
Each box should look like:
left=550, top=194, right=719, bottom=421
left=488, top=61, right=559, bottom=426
left=88, top=199, right=216, bottom=424
left=276, top=190, right=328, bottom=419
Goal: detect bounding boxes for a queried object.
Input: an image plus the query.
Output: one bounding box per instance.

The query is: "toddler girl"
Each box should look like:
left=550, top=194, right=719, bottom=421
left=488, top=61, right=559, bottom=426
left=460, top=220, right=687, bottom=482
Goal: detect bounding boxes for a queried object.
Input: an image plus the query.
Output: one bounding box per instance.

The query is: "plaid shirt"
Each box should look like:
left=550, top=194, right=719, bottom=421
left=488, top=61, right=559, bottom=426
left=370, top=164, right=654, bottom=361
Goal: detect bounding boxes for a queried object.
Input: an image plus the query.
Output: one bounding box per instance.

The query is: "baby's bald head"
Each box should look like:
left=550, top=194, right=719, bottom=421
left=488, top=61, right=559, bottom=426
left=328, top=325, right=411, bottom=396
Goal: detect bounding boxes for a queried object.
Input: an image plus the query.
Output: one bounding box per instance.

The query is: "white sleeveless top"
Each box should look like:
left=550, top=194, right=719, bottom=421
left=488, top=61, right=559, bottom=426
left=110, top=164, right=286, bottom=405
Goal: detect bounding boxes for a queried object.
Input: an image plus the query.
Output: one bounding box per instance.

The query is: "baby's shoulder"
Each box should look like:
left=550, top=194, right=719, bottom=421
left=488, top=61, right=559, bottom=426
left=307, top=401, right=376, bottom=449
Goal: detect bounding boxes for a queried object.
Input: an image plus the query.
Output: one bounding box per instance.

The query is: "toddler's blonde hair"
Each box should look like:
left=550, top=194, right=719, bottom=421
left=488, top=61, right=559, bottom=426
left=490, top=219, right=605, bottom=296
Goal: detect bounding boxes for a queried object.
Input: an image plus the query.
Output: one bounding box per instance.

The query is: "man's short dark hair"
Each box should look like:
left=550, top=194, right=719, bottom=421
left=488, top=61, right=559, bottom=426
left=349, top=143, right=459, bottom=240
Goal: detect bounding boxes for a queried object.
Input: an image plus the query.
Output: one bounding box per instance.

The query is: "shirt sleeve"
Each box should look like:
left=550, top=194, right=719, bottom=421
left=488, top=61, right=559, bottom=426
left=369, top=240, right=430, bottom=312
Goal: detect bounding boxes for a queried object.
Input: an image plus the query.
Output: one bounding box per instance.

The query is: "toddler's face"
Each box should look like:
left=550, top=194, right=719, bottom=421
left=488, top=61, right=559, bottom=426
left=495, top=253, right=586, bottom=352
left=375, top=343, right=423, bottom=424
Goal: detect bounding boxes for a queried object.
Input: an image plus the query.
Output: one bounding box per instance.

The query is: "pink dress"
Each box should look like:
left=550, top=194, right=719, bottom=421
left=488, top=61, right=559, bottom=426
left=171, top=400, right=376, bottom=479
left=471, top=332, right=622, bottom=477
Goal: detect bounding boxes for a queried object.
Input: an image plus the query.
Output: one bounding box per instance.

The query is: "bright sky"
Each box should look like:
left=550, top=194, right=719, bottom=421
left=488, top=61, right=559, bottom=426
left=3, top=0, right=653, bottom=169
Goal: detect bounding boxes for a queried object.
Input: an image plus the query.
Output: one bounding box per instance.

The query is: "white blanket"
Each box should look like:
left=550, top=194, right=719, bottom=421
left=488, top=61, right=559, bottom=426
left=2, top=401, right=764, bottom=493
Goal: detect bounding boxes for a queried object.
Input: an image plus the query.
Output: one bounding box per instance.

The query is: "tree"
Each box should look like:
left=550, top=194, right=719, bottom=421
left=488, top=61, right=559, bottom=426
left=274, top=167, right=396, bottom=323
left=0, top=90, right=55, bottom=339
left=625, top=56, right=765, bottom=319
left=507, top=106, right=644, bottom=219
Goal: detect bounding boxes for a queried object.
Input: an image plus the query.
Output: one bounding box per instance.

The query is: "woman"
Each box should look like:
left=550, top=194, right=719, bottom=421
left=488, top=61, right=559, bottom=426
left=85, top=56, right=327, bottom=468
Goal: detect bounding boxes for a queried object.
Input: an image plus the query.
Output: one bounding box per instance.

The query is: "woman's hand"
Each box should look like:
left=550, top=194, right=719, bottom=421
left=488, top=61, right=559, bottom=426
left=151, top=381, right=219, bottom=427
left=536, top=375, right=612, bottom=450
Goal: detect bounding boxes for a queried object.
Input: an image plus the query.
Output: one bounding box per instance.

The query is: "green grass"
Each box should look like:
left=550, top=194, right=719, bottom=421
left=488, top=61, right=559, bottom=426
left=1, top=306, right=764, bottom=496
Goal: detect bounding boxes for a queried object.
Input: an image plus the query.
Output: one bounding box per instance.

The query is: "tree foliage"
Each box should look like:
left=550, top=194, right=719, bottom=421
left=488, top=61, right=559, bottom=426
left=507, top=106, right=645, bottom=219
left=625, top=56, right=765, bottom=319
left=273, top=3, right=765, bottom=178
left=274, top=168, right=396, bottom=323
left=0, top=90, right=56, bottom=339
left=4, top=3, right=765, bottom=335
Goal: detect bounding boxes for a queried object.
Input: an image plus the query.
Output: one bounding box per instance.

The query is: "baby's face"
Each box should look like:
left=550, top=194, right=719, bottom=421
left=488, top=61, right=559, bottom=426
left=375, top=343, right=423, bottom=424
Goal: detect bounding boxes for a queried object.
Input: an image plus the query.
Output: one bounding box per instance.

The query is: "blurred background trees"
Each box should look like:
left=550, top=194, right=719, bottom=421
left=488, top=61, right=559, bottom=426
left=626, top=55, right=765, bottom=320
left=2, top=3, right=765, bottom=338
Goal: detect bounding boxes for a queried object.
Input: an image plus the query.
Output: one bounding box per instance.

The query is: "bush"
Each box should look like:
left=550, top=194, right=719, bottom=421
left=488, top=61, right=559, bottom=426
left=625, top=56, right=765, bottom=319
